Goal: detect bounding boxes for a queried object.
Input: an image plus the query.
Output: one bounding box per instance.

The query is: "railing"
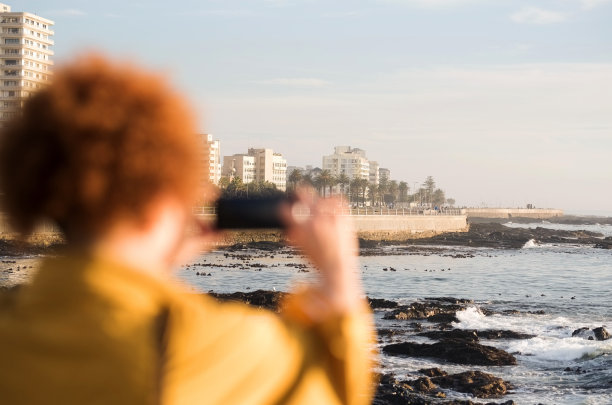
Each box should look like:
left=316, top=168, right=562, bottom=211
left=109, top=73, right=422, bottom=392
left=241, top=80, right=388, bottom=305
left=192, top=206, right=464, bottom=216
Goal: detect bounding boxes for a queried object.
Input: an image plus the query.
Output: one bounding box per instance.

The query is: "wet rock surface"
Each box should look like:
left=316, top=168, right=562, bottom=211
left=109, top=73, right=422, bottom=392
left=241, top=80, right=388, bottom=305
left=383, top=338, right=517, bottom=366
left=572, top=326, right=610, bottom=341
left=431, top=371, right=512, bottom=398
left=208, top=289, right=286, bottom=312
left=374, top=373, right=516, bottom=405
left=409, top=223, right=605, bottom=249
left=418, top=329, right=535, bottom=342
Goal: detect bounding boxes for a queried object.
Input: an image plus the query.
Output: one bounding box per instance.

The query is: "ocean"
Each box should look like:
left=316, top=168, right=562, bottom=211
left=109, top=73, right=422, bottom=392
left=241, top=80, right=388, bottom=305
left=177, top=222, right=612, bottom=405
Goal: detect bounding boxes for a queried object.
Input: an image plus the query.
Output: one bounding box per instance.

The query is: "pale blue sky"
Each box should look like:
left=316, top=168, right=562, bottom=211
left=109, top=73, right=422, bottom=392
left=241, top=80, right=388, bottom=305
left=16, top=0, right=612, bottom=212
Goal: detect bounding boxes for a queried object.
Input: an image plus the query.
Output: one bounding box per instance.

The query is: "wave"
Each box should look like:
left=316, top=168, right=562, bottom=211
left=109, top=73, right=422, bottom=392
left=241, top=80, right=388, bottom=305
left=452, top=307, right=612, bottom=362
left=522, top=238, right=539, bottom=248
left=507, top=336, right=612, bottom=362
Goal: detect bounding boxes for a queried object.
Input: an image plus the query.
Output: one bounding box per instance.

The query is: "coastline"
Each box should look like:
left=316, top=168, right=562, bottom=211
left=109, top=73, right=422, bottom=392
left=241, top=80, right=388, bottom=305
left=2, top=215, right=610, bottom=257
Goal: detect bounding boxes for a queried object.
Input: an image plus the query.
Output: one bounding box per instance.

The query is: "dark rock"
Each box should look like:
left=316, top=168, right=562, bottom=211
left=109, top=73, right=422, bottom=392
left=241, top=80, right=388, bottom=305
left=368, top=297, right=399, bottom=309
left=419, top=329, right=479, bottom=342
left=419, top=368, right=448, bottom=377
left=432, top=371, right=512, bottom=398
left=373, top=372, right=516, bottom=405
left=593, top=326, right=610, bottom=341
left=419, top=329, right=534, bottom=342
left=377, top=328, right=404, bottom=339
left=208, top=289, right=286, bottom=311
left=383, top=338, right=517, bottom=366
left=477, top=330, right=535, bottom=340
left=572, top=327, right=590, bottom=338
left=383, top=301, right=463, bottom=322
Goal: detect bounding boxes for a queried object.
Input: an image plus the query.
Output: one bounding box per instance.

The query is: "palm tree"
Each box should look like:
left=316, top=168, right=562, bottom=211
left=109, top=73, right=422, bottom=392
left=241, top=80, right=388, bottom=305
left=315, top=169, right=334, bottom=198
left=398, top=181, right=409, bottom=203
left=350, top=178, right=368, bottom=206
left=388, top=180, right=399, bottom=205
left=287, top=168, right=302, bottom=192
left=368, top=183, right=379, bottom=206
left=336, top=172, right=350, bottom=202
left=301, top=173, right=314, bottom=188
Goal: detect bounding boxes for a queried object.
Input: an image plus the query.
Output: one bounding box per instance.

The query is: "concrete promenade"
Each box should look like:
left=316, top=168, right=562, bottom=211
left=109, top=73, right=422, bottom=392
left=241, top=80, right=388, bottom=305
left=465, top=208, right=563, bottom=219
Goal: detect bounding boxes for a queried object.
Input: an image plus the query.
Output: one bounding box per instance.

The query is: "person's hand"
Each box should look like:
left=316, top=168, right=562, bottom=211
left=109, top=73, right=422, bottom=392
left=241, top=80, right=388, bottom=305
left=282, top=188, right=363, bottom=314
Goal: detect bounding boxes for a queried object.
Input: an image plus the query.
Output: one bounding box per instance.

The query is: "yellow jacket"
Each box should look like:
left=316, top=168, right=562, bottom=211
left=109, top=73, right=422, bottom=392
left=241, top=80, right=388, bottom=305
left=0, top=254, right=375, bottom=405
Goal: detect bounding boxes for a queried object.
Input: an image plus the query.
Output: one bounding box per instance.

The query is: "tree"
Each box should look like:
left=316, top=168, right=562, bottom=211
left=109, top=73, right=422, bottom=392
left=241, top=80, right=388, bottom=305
left=378, top=175, right=389, bottom=205
left=386, top=180, right=399, bottom=205
left=432, top=188, right=446, bottom=206
left=301, top=173, right=314, bottom=188
left=336, top=172, right=350, bottom=199
left=315, top=169, right=335, bottom=198
left=423, top=176, right=436, bottom=206
left=350, top=178, right=368, bottom=205
left=398, top=181, right=409, bottom=202
left=446, top=198, right=456, bottom=207
left=367, top=183, right=379, bottom=205
left=287, top=168, right=302, bottom=192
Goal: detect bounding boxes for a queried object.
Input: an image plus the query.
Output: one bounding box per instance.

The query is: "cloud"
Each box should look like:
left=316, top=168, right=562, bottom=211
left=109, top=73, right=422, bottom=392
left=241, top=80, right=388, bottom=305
left=255, top=78, right=331, bottom=87
left=49, top=9, right=87, bottom=17
left=577, top=0, right=612, bottom=9
left=510, top=7, right=568, bottom=24
left=376, top=0, right=483, bottom=8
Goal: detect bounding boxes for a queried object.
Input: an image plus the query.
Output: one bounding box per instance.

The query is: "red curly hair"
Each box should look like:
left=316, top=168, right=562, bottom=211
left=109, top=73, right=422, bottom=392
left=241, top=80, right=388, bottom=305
left=0, top=55, right=203, bottom=239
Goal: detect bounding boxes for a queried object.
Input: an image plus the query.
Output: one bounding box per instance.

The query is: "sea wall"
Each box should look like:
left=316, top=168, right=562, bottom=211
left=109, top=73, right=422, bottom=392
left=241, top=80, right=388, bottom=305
left=0, top=214, right=469, bottom=244
left=465, top=208, right=563, bottom=219
left=206, top=214, right=469, bottom=242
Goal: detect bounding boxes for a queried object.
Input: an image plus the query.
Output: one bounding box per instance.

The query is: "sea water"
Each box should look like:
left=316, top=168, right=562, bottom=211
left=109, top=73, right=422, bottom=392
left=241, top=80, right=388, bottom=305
left=177, top=226, right=612, bottom=404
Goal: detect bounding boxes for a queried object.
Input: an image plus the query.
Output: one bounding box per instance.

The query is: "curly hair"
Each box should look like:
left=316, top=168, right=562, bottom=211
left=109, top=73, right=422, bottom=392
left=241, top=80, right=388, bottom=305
left=0, top=55, right=203, bottom=239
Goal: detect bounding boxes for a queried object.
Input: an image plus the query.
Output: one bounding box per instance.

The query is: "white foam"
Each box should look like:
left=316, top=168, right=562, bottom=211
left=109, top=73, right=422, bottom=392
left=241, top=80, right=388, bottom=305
left=522, top=239, right=539, bottom=248
left=507, top=336, right=612, bottom=362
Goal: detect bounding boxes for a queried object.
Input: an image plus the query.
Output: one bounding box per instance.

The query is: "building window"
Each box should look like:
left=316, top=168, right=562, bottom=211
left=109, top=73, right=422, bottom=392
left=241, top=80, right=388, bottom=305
left=4, top=38, right=20, bottom=45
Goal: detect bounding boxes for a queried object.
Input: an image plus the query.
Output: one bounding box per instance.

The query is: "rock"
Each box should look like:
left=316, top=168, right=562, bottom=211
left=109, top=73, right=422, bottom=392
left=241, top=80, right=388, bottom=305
left=383, top=300, right=463, bottom=322
left=208, top=289, right=286, bottom=311
left=382, top=338, right=517, bottom=366
left=419, top=368, right=448, bottom=377
left=572, top=327, right=591, bottom=338
left=368, top=297, right=399, bottom=309
left=432, top=371, right=512, bottom=398
left=477, top=330, right=535, bottom=340
left=418, top=329, right=479, bottom=342
left=572, top=326, right=610, bottom=341
left=373, top=372, right=516, bottom=405
left=593, top=326, right=610, bottom=341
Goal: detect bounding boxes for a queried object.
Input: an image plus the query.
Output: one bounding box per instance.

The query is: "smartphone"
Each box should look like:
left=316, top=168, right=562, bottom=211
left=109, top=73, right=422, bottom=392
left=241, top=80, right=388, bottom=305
left=214, top=196, right=292, bottom=230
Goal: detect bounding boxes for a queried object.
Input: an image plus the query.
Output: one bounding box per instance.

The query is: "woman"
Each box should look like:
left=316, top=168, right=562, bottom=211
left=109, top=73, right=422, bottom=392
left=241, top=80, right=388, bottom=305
left=0, top=55, right=375, bottom=404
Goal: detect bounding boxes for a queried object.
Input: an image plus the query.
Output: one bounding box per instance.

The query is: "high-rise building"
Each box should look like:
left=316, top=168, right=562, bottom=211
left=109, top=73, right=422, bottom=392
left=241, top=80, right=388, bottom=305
left=369, top=161, right=380, bottom=185
left=198, top=134, right=221, bottom=185
left=247, top=148, right=287, bottom=191
left=223, top=148, right=287, bottom=191
left=222, top=154, right=256, bottom=184
left=379, top=168, right=391, bottom=182
left=322, top=146, right=370, bottom=181
left=0, top=3, right=54, bottom=128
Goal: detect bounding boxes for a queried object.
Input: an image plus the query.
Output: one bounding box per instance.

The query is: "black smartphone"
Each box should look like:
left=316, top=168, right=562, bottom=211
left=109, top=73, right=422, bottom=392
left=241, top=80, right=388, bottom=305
left=214, top=195, right=292, bottom=230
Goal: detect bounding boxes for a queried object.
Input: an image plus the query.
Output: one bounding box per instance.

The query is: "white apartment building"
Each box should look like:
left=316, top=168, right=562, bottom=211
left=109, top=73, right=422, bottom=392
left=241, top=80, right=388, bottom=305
left=0, top=3, right=54, bottom=128
left=222, top=154, right=256, bottom=184
left=223, top=148, right=287, bottom=191
left=322, top=146, right=370, bottom=181
left=369, top=161, right=380, bottom=185
left=248, top=148, right=287, bottom=191
left=198, top=134, right=221, bottom=185
left=379, top=167, right=391, bottom=182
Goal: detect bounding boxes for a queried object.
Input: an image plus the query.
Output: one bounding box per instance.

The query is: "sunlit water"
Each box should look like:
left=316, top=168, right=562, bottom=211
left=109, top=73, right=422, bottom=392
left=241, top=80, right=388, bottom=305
left=177, top=241, right=612, bottom=405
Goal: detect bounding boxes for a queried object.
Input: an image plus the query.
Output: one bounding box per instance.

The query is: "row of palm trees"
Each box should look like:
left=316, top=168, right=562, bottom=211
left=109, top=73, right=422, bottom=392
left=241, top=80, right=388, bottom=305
left=287, top=169, right=412, bottom=205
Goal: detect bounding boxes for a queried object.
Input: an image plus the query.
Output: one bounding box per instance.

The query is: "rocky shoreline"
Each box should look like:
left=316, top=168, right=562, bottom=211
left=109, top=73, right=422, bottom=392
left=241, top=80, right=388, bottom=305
left=211, top=289, right=611, bottom=405
left=2, top=221, right=610, bottom=257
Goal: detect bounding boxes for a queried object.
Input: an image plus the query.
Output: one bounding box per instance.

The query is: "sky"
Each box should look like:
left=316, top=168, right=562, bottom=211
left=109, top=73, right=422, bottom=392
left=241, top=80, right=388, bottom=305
left=16, top=0, right=612, bottom=213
